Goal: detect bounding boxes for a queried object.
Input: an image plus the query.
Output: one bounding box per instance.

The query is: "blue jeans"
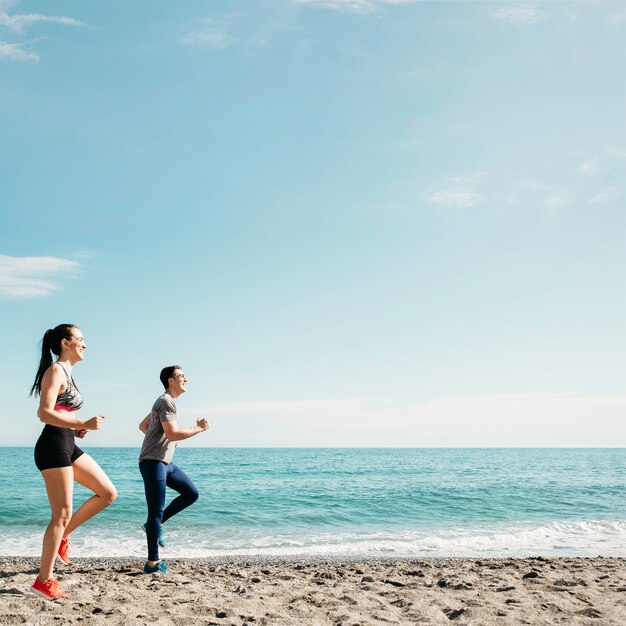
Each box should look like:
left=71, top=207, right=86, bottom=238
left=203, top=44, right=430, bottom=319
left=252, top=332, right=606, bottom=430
left=139, top=460, right=199, bottom=561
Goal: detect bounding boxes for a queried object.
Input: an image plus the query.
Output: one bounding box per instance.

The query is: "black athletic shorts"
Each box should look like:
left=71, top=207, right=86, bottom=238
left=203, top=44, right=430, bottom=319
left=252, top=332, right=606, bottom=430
left=34, top=425, right=84, bottom=471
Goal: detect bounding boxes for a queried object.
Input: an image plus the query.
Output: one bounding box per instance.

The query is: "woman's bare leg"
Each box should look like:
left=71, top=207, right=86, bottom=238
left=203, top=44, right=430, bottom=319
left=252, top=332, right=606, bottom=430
left=63, top=453, right=117, bottom=538
left=39, top=467, right=73, bottom=581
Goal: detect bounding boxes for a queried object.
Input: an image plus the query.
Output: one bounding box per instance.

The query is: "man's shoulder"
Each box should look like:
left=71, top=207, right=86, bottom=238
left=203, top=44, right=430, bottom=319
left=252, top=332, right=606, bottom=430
left=153, top=392, right=177, bottom=412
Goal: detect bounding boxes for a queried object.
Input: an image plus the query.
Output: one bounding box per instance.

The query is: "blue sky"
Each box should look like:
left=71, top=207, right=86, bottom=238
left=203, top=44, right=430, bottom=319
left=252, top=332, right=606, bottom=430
left=1, top=0, right=625, bottom=447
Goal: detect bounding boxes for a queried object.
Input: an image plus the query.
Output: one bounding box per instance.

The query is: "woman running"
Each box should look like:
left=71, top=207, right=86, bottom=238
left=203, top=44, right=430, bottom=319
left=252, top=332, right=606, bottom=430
left=30, top=324, right=117, bottom=599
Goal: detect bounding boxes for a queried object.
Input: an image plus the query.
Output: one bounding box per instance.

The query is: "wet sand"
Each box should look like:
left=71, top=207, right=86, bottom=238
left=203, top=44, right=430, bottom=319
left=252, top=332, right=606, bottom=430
left=0, top=556, right=624, bottom=625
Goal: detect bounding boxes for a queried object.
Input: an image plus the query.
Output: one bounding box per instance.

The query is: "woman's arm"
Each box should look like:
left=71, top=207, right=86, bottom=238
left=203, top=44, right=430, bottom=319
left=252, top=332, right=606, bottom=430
left=37, top=364, right=84, bottom=428
left=37, top=364, right=104, bottom=431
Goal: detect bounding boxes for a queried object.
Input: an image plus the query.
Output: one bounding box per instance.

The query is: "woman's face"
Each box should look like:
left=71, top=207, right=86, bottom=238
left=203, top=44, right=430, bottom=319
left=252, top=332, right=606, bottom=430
left=62, top=328, right=87, bottom=362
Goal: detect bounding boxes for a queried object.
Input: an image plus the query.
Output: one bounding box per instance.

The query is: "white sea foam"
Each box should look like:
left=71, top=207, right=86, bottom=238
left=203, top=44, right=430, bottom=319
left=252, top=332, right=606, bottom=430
left=2, top=520, right=624, bottom=558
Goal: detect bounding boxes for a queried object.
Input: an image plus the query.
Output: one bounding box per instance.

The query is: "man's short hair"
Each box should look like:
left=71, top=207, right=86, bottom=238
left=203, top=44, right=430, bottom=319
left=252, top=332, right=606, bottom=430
left=160, top=365, right=182, bottom=390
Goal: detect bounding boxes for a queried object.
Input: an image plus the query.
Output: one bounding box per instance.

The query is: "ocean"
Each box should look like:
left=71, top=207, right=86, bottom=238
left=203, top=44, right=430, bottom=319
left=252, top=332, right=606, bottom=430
left=0, top=448, right=624, bottom=558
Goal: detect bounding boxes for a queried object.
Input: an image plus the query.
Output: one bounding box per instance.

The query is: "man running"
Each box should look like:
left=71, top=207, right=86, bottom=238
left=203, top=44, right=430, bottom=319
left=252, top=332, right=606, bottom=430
left=138, top=365, right=209, bottom=573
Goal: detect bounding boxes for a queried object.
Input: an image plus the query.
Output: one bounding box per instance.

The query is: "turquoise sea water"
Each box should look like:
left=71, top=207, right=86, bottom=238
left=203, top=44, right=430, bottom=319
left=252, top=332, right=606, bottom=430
left=0, top=448, right=624, bottom=557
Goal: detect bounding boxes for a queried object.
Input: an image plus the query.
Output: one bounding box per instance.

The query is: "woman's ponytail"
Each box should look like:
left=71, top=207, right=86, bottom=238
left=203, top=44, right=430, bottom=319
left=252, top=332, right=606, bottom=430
left=29, top=324, right=76, bottom=396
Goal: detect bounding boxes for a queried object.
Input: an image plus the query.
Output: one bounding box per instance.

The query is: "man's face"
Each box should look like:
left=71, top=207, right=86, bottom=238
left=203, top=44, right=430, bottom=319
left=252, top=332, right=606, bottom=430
left=169, top=369, right=188, bottom=395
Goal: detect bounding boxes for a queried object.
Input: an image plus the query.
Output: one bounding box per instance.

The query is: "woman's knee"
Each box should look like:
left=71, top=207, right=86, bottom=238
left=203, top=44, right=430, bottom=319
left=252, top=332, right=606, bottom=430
left=187, top=486, right=199, bottom=503
left=101, top=486, right=117, bottom=506
left=52, top=507, right=73, bottom=527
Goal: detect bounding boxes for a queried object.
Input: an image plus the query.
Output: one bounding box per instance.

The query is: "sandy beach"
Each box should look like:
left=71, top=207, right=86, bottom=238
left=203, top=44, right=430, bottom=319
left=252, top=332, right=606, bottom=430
left=0, top=556, right=624, bottom=625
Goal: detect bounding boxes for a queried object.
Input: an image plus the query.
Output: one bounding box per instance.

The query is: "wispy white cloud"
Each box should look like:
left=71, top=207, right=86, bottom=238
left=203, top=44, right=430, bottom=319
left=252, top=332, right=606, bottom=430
left=607, top=148, right=626, bottom=160
left=0, top=12, right=81, bottom=34
left=429, top=189, right=482, bottom=209
left=294, top=0, right=420, bottom=15
left=427, top=172, right=487, bottom=208
left=295, top=0, right=378, bottom=13
left=579, top=159, right=599, bottom=174
left=492, top=4, right=547, bottom=25
left=590, top=187, right=616, bottom=204
left=0, top=0, right=82, bottom=35
left=183, top=393, right=626, bottom=447
left=546, top=192, right=570, bottom=208
left=181, top=19, right=236, bottom=49
left=0, top=39, right=37, bottom=61
left=450, top=171, right=489, bottom=185
left=0, top=254, right=79, bottom=299
left=0, top=0, right=81, bottom=62
left=575, top=148, right=626, bottom=176
left=522, top=181, right=549, bottom=191
left=611, top=10, right=625, bottom=25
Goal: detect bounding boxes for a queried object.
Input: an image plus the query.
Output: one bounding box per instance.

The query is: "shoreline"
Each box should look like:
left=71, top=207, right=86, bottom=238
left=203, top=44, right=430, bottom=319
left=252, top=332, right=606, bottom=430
left=2, top=554, right=625, bottom=564
left=1, top=556, right=624, bottom=625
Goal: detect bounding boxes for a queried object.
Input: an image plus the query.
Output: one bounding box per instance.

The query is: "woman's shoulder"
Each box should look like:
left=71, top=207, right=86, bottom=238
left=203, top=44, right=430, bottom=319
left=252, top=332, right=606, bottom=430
left=40, top=362, right=67, bottom=391
left=45, top=362, right=66, bottom=378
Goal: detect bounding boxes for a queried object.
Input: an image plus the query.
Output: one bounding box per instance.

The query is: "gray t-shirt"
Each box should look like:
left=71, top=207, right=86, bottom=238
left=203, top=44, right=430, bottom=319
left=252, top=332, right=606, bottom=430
left=139, top=392, right=178, bottom=464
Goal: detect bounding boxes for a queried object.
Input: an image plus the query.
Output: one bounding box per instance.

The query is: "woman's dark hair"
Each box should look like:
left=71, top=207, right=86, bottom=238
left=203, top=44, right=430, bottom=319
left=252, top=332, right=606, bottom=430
left=30, top=324, right=77, bottom=397
left=160, top=365, right=182, bottom=390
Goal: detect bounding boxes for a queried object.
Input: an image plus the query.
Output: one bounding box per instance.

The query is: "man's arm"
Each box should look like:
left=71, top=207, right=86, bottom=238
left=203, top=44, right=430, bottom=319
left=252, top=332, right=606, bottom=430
left=139, top=414, right=150, bottom=434
left=162, top=418, right=209, bottom=442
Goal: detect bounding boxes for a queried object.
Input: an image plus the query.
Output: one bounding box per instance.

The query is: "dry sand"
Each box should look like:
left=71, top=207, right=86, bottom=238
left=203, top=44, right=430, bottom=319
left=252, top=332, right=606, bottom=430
left=0, top=556, right=624, bottom=625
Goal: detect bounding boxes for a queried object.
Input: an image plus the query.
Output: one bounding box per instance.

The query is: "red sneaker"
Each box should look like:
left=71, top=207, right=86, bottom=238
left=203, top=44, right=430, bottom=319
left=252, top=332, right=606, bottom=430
left=57, top=538, right=71, bottom=565
left=31, top=577, right=67, bottom=599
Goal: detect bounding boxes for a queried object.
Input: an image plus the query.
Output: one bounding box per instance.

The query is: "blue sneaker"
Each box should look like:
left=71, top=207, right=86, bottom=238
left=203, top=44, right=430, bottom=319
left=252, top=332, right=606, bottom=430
left=141, top=523, right=165, bottom=547
left=143, top=560, right=168, bottom=574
